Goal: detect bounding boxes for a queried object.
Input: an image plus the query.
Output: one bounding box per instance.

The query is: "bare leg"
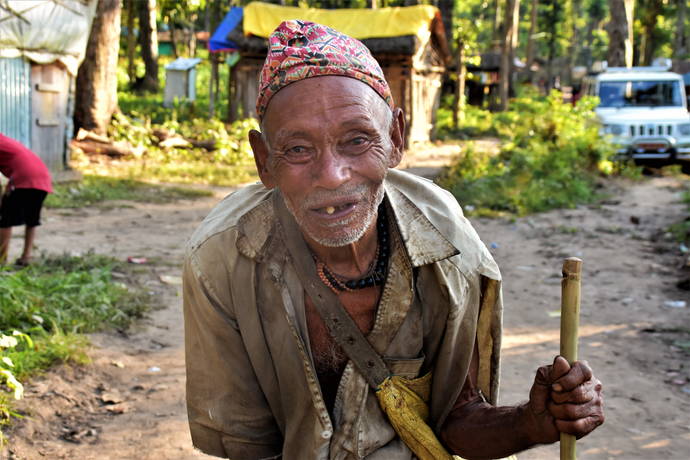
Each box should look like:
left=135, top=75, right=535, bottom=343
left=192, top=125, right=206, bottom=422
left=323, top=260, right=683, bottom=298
left=19, top=226, right=36, bottom=265
left=0, top=227, right=12, bottom=264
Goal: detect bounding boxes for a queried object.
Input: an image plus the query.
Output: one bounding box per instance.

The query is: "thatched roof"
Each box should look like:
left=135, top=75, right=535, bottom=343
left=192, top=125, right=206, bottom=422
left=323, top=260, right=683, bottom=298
left=229, top=26, right=419, bottom=58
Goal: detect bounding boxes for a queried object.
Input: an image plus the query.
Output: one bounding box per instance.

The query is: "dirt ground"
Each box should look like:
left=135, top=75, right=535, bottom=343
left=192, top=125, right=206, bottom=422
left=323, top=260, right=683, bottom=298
left=3, top=158, right=690, bottom=459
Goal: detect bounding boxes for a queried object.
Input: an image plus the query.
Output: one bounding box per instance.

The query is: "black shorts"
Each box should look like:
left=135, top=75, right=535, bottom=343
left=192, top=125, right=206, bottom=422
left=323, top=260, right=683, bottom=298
left=0, top=188, right=48, bottom=228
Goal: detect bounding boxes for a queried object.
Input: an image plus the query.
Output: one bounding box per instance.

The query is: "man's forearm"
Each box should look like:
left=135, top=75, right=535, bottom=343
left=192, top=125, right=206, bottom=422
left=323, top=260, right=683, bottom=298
left=441, top=398, right=545, bottom=460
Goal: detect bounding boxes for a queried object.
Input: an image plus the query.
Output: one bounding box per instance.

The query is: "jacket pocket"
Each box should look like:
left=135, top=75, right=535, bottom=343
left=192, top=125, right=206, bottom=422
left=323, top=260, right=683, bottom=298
left=383, top=355, right=425, bottom=380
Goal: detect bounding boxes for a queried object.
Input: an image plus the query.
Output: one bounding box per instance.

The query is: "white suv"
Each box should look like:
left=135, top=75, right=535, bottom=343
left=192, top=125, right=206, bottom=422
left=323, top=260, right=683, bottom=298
left=581, top=67, right=690, bottom=166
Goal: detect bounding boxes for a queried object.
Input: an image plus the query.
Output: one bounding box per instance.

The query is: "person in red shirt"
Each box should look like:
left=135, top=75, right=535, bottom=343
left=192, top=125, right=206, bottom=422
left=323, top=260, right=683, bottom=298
left=0, top=134, right=53, bottom=266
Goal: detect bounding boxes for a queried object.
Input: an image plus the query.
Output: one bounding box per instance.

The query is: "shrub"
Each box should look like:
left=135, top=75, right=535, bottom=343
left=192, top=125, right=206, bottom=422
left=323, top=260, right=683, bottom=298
left=438, top=92, right=619, bottom=215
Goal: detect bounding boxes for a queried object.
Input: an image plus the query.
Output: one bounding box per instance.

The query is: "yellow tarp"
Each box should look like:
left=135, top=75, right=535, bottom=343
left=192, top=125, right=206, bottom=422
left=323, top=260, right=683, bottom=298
left=243, top=2, right=439, bottom=42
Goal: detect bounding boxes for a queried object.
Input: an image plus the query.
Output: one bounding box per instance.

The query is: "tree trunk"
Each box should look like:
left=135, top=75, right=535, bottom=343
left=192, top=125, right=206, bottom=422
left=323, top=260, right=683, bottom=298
left=169, top=16, right=179, bottom=59
left=453, top=38, right=467, bottom=129
left=74, top=0, right=121, bottom=136
left=499, top=0, right=520, bottom=110
left=125, top=0, right=136, bottom=83
left=209, top=0, right=222, bottom=118
left=138, top=0, right=158, bottom=91
left=188, top=18, right=197, bottom=57
left=566, top=0, right=583, bottom=86
left=674, top=0, right=688, bottom=61
left=582, top=0, right=607, bottom=69
left=545, top=1, right=562, bottom=91
left=639, top=0, right=663, bottom=66
left=227, top=66, right=237, bottom=122
left=493, top=0, right=504, bottom=49
left=437, top=0, right=454, bottom=50
left=525, top=0, right=538, bottom=69
left=606, top=0, right=634, bottom=68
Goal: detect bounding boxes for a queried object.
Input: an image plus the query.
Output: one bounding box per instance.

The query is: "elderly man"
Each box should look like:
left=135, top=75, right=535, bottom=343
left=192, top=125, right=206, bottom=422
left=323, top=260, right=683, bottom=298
left=183, top=20, right=604, bottom=460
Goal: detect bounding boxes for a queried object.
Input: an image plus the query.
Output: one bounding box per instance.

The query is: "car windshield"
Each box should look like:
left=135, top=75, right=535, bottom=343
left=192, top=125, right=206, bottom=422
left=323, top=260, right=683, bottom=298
left=598, top=80, right=682, bottom=108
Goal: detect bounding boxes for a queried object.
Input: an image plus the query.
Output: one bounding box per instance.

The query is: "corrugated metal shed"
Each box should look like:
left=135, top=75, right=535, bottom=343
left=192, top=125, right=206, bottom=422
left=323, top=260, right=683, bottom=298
left=0, top=0, right=96, bottom=176
left=0, top=57, right=31, bottom=147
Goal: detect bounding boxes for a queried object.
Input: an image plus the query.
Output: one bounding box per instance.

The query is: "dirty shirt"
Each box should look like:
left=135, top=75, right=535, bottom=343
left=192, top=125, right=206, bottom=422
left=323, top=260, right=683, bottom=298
left=0, top=134, right=53, bottom=193
left=183, top=169, right=503, bottom=459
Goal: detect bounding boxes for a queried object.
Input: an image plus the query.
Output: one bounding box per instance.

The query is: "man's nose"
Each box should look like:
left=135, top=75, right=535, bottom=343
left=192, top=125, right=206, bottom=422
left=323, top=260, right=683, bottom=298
left=314, top=148, right=351, bottom=189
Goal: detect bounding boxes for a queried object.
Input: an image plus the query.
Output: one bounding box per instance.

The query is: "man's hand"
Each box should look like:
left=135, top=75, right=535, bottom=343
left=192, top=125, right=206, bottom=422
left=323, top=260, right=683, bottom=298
left=525, top=356, right=605, bottom=444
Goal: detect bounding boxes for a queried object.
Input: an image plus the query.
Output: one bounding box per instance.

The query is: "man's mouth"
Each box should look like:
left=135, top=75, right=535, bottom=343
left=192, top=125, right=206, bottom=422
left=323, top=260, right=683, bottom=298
left=312, top=201, right=357, bottom=216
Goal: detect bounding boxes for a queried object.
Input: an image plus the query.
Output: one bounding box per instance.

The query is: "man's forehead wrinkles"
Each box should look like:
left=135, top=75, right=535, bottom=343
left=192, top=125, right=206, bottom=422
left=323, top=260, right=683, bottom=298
left=271, top=116, right=376, bottom=142
left=273, top=129, right=311, bottom=143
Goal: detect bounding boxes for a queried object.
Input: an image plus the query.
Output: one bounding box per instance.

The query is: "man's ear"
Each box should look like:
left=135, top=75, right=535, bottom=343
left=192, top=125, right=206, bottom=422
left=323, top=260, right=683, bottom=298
left=387, top=108, right=405, bottom=168
left=248, top=129, right=276, bottom=189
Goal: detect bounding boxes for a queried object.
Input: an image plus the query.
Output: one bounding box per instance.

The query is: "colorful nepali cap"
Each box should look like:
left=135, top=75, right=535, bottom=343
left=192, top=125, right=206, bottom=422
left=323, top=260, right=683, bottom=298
left=256, top=20, right=394, bottom=119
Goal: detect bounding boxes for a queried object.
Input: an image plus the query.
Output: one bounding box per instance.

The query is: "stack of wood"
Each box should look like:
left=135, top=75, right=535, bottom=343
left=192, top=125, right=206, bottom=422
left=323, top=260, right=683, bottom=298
left=71, top=129, right=142, bottom=158
left=70, top=128, right=216, bottom=158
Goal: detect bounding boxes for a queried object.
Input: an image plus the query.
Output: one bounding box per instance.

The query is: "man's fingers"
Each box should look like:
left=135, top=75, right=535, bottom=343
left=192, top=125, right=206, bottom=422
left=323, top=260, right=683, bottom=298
left=548, top=397, right=599, bottom=420
left=548, top=402, right=589, bottom=421
left=552, top=360, right=593, bottom=392
left=549, top=356, right=571, bottom=383
left=554, top=414, right=605, bottom=439
left=551, top=379, right=601, bottom=404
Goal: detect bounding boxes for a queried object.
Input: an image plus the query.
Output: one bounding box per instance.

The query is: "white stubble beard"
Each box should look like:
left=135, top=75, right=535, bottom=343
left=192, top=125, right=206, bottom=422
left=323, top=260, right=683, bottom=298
left=283, top=182, right=386, bottom=248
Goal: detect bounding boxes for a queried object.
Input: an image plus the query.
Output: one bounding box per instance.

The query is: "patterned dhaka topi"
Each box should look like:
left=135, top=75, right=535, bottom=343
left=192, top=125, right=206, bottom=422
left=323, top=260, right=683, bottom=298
left=256, top=20, right=394, bottom=119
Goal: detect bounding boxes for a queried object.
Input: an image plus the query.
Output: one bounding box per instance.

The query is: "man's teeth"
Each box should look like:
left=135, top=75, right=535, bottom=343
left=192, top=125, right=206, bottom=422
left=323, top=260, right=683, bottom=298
left=326, top=206, right=335, bottom=215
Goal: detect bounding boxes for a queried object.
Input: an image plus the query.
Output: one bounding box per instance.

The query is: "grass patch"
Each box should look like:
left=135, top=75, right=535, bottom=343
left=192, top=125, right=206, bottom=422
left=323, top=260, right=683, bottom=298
left=73, top=160, right=257, bottom=188
left=0, top=253, right=155, bottom=441
left=45, top=175, right=213, bottom=208
left=667, top=184, right=690, bottom=244
left=0, top=253, right=152, bottom=332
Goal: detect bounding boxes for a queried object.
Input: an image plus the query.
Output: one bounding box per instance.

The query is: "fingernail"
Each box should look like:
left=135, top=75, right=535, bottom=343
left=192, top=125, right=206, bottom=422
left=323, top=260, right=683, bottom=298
left=552, top=383, right=563, bottom=392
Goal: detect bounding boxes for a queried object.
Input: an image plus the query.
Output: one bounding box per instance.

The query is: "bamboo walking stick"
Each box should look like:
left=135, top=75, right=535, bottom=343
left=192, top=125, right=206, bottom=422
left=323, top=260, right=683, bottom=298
left=560, top=257, right=582, bottom=460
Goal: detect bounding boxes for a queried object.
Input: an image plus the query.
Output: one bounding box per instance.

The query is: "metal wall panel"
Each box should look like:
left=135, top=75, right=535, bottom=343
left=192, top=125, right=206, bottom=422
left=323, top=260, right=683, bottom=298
left=0, top=57, right=31, bottom=146
left=31, top=63, right=69, bottom=172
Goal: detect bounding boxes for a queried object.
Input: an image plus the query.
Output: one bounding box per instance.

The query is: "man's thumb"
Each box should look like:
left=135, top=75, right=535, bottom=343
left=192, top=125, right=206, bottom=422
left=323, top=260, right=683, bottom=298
left=549, top=355, right=571, bottom=391
left=529, top=365, right=551, bottom=414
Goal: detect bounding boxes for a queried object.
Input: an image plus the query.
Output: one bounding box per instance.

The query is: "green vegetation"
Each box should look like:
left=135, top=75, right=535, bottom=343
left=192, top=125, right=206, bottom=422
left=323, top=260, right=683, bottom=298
left=668, top=186, right=690, bottom=244
left=72, top=54, right=259, bottom=187
left=118, top=53, right=231, bottom=123
left=46, top=175, right=212, bottom=208
left=108, top=112, right=258, bottom=186
left=437, top=92, right=628, bottom=216
left=0, top=253, right=155, bottom=441
left=436, top=99, right=499, bottom=139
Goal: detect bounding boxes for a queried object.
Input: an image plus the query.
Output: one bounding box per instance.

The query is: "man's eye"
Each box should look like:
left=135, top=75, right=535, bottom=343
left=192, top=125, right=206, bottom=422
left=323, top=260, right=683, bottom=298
left=340, top=136, right=370, bottom=154
left=286, top=146, right=308, bottom=156
left=281, top=145, right=312, bottom=162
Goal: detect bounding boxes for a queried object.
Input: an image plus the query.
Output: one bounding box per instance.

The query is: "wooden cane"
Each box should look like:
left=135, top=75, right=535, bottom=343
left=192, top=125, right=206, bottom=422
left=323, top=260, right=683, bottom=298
left=560, top=257, right=582, bottom=460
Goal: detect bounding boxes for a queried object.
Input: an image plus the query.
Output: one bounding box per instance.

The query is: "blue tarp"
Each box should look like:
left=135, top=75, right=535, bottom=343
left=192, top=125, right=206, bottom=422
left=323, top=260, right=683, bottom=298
left=209, top=7, right=243, bottom=52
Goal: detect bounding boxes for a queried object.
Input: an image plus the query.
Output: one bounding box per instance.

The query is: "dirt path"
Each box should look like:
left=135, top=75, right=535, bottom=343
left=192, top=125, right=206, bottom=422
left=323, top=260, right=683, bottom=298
left=4, top=172, right=690, bottom=459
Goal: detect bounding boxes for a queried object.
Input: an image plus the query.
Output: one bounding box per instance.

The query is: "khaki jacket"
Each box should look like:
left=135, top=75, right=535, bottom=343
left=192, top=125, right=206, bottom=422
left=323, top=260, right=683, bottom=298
left=183, top=169, right=503, bottom=459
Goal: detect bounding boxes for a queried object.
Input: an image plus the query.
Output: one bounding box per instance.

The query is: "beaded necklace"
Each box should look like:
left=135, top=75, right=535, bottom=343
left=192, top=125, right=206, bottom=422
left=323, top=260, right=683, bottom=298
left=314, top=204, right=389, bottom=294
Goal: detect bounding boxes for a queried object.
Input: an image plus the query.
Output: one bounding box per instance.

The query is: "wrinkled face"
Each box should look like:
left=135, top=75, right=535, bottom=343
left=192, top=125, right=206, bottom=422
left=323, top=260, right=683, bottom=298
left=250, top=76, right=404, bottom=247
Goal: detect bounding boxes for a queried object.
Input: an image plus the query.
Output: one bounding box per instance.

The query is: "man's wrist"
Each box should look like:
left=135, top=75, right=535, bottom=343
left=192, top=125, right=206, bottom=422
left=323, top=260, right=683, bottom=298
left=517, top=401, right=559, bottom=446
left=517, top=402, right=546, bottom=447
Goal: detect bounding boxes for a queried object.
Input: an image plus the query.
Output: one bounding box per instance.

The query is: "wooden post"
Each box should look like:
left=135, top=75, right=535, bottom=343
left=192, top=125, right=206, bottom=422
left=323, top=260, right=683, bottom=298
left=560, top=257, right=582, bottom=460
